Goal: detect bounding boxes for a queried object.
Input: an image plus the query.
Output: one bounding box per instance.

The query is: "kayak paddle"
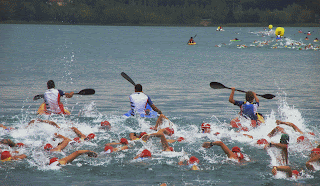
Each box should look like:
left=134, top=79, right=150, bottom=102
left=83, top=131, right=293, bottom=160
left=210, top=82, right=275, bottom=100
left=121, top=72, right=136, bottom=86
left=33, top=89, right=95, bottom=101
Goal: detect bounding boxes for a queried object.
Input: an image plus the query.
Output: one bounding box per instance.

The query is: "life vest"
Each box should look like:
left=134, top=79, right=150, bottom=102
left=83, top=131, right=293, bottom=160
left=129, top=92, right=149, bottom=116
left=240, top=101, right=258, bottom=120
left=44, top=89, right=66, bottom=114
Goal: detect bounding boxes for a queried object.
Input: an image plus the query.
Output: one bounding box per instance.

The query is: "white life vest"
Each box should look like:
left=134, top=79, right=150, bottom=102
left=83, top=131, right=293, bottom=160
left=44, top=89, right=64, bottom=114
left=129, top=92, right=149, bottom=115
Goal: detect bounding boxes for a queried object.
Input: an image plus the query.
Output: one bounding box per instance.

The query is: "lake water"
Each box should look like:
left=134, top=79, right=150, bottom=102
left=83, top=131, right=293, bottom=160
left=0, top=24, right=319, bottom=185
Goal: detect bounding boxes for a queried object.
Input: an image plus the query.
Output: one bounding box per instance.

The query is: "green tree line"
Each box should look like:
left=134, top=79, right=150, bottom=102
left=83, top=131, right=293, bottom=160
left=0, top=0, right=318, bottom=25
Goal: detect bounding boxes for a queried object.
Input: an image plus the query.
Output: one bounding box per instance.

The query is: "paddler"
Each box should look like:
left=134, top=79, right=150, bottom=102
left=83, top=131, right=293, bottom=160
left=128, top=84, right=162, bottom=117
left=229, top=87, right=261, bottom=128
left=43, top=80, right=74, bottom=114
left=188, top=37, right=195, bottom=43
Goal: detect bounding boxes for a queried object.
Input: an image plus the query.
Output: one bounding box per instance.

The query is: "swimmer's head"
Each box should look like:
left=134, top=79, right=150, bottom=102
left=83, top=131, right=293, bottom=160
left=49, top=157, right=58, bottom=165
left=280, top=134, right=289, bottom=144
left=120, top=138, right=128, bottom=145
left=177, top=137, right=185, bottom=142
left=297, top=136, right=305, bottom=143
left=100, top=121, right=111, bottom=130
left=44, top=143, right=53, bottom=151
left=139, top=132, right=147, bottom=138
left=232, top=146, right=241, bottom=153
left=85, top=133, right=95, bottom=141
left=257, top=139, right=268, bottom=145
left=104, top=146, right=114, bottom=153
left=165, top=127, right=174, bottom=136
left=140, top=149, right=151, bottom=158
left=188, top=156, right=199, bottom=164
left=73, top=137, right=81, bottom=143
left=1, top=151, right=11, bottom=160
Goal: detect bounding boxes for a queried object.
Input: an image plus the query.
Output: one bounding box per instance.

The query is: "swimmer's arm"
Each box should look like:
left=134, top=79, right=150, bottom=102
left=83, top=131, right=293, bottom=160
left=276, top=120, right=303, bottom=134
left=207, top=141, right=237, bottom=159
left=272, top=166, right=292, bottom=177
left=12, top=154, right=27, bottom=161
left=105, top=142, right=121, bottom=146
left=270, top=142, right=287, bottom=150
left=70, top=127, right=87, bottom=139
left=306, top=154, right=320, bottom=170
left=58, top=150, right=96, bottom=165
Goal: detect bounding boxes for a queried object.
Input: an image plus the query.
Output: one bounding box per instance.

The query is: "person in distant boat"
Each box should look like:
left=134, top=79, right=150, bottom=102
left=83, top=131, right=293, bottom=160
left=315, top=38, right=319, bottom=42
left=188, top=37, right=195, bottom=43
left=49, top=150, right=97, bottom=166
left=128, top=84, right=162, bottom=117
left=202, top=141, right=245, bottom=162
left=43, top=80, right=74, bottom=114
left=234, top=38, right=239, bottom=40
left=264, top=134, right=289, bottom=165
left=229, top=87, right=261, bottom=128
left=307, top=31, right=311, bottom=35
left=305, top=37, right=309, bottom=40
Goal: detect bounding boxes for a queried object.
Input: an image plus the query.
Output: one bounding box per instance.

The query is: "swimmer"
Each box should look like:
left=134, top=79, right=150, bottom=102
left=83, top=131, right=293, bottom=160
left=44, top=133, right=72, bottom=152
left=70, top=127, right=95, bottom=141
left=1, top=150, right=27, bottom=161
left=306, top=145, right=320, bottom=170
left=272, top=166, right=303, bottom=178
left=150, top=114, right=174, bottom=131
left=141, top=131, right=174, bottom=152
left=178, top=156, right=200, bottom=170
left=49, top=150, right=97, bottom=166
left=104, top=145, right=128, bottom=154
left=264, top=134, right=289, bottom=165
left=100, top=121, right=111, bottom=130
left=134, top=149, right=152, bottom=159
left=28, top=119, right=60, bottom=128
left=0, top=123, right=14, bottom=131
left=201, top=123, right=211, bottom=133
left=202, top=141, right=245, bottom=162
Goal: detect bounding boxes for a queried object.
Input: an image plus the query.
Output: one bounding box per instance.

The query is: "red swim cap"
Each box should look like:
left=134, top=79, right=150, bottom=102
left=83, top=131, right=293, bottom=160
left=120, top=138, right=128, bottom=145
left=141, top=149, right=151, bottom=157
left=86, top=133, right=95, bottom=140
left=257, top=139, right=268, bottom=145
left=201, top=123, right=211, bottom=129
left=104, top=146, right=114, bottom=153
left=44, top=143, right=53, bottom=150
left=168, top=146, right=174, bottom=151
left=232, top=146, right=241, bottom=153
left=49, top=157, right=58, bottom=165
left=101, top=121, right=110, bottom=126
left=236, top=152, right=244, bottom=160
left=214, top=132, right=220, bottom=136
left=165, top=127, right=174, bottom=135
left=188, top=156, right=200, bottom=164
left=177, top=137, right=185, bottom=142
left=139, top=132, right=147, bottom=138
left=1, top=151, right=11, bottom=160
left=16, top=143, right=25, bottom=147
left=311, top=148, right=320, bottom=154
left=292, top=170, right=299, bottom=176
left=297, top=136, right=305, bottom=142
left=73, top=137, right=81, bottom=143
left=308, top=132, right=315, bottom=136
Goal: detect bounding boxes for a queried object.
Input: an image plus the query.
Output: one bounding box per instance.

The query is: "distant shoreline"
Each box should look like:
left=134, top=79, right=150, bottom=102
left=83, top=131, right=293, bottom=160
left=1, top=20, right=319, bottom=27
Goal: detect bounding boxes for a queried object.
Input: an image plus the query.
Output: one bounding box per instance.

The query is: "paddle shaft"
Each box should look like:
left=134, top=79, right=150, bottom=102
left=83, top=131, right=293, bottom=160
left=33, top=89, right=95, bottom=101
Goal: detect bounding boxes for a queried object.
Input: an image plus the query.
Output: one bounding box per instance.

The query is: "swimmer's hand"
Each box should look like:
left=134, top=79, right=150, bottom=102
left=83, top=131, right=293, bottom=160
left=141, top=134, right=150, bottom=141
left=202, top=142, right=213, bottom=148
left=87, top=151, right=98, bottom=158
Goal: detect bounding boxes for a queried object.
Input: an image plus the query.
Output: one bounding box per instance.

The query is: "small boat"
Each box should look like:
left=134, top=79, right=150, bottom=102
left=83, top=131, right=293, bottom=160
left=188, top=42, right=196, bottom=45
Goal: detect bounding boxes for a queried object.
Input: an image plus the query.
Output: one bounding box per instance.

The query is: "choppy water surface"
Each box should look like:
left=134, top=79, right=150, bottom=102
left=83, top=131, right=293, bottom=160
left=0, top=24, right=319, bottom=185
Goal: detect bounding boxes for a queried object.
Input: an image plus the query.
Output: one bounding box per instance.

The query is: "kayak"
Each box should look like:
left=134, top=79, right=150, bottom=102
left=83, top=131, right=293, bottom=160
left=188, top=42, right=196, bottom=45
left=230, top=40, right=240, bottom=42
left=37, top=102, right=70, bottom=115
left=124, top=103, right=158, bottom=118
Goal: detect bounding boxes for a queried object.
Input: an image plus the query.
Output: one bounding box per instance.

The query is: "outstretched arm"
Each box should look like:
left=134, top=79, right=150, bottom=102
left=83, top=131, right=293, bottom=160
left=51, top=133, right=72, bottom=152
left=272, top=166, right=292, bottom=177
left=276, top=120, right=303, bottom=134
left=202, top=141, right=237, bottom=159
left=70, top=127, right=87, bottom=139
left=58, top=150, right=97, bottom=165
left=306, top=154, right=320, bottom=170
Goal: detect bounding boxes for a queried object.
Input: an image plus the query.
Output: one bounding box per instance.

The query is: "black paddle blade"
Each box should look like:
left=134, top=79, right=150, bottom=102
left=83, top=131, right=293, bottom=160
left=33, top=94, right=44, bottom=101
left=121, top=72, right=136, bottom=86
left=260, top=94, right=276, bottom=100
left=210, top=82, right=227, bottom=89
left=77, top=89, right=95, bottom=95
